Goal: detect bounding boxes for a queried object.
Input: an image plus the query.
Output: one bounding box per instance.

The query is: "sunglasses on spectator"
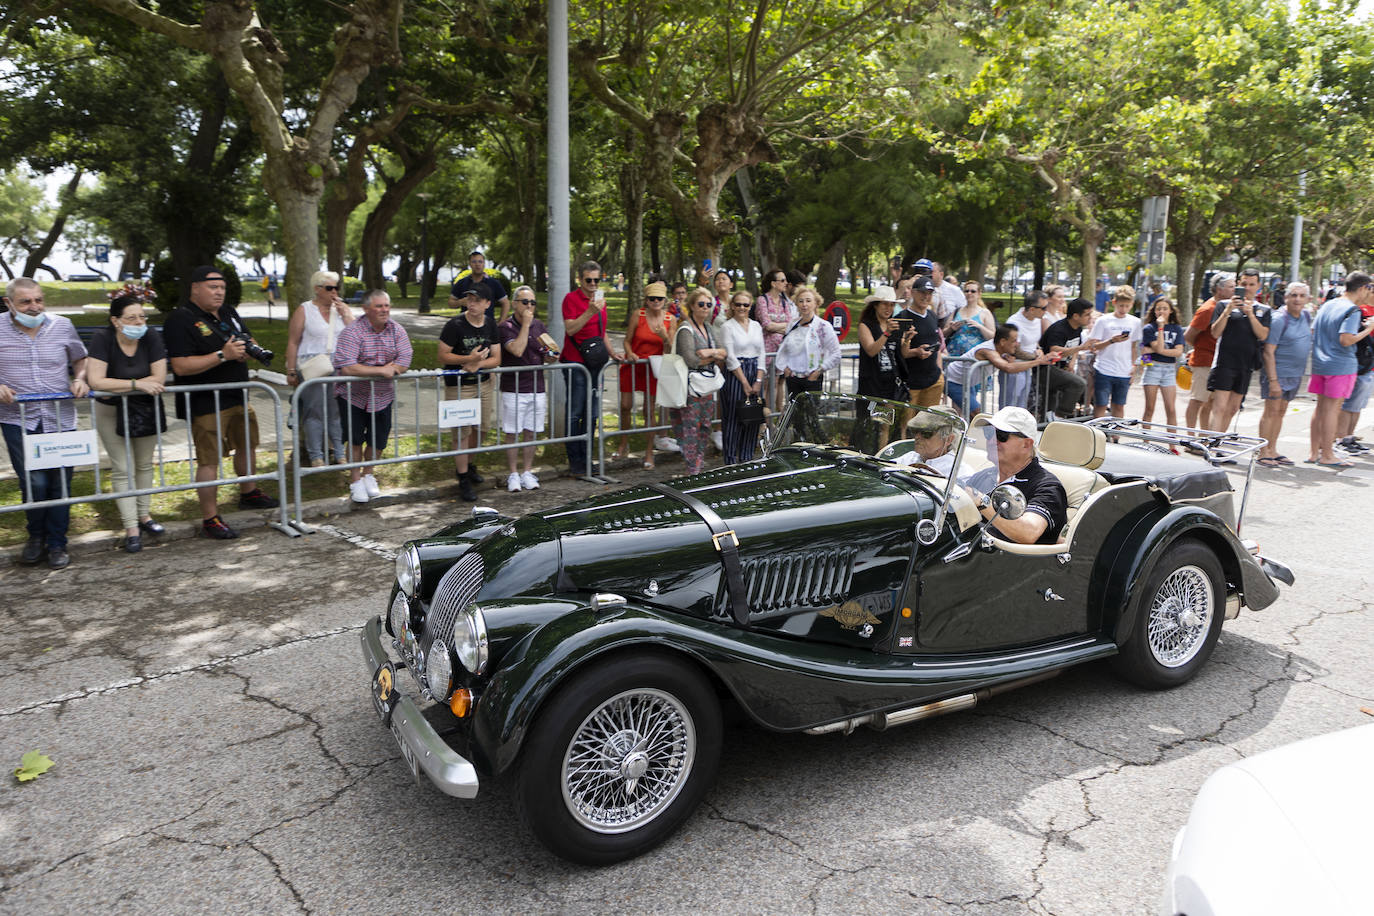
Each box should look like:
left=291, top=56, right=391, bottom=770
left=320, top=285, right=339, bottom=291
left=582, top=277, right=601, bottom=285
left=646, top=296, right=666, bottom=302
left=963, top=287, right=979, bottom=293
left=732, top=300, right=751, bottom=307
left=514, top=298, right=536, bottom=305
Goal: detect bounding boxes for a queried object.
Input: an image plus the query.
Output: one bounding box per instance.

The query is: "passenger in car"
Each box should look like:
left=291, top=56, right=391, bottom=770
left=962, top=407, right=1068, bottom=545
left=894, top=411, right=960, bottom=475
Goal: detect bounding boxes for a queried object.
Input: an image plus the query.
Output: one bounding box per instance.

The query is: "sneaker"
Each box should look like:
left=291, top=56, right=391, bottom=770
left=459, top=476, right=478, bottom=501
left=655, top=436, right=681, bottom=453
left=47, top=547, right=70, bottom=569
left=350, top=479, right=371, bottom=504
left=363, top=474, right=381, bottom=498
left=124, top=535, right=142, bottom=554
left=201, top=515, right=239, bottom=539
left=19, top=537, right=46, bottom=566
left=238, top=488, right=279, bottom=510
left=507, top=472, right=522, bottom=493
left=711, top=431, right=724, bottom=452
left=521, top=470, right=540, bottom=490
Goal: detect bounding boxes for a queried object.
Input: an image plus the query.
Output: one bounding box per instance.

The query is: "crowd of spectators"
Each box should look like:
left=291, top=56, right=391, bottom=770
left=7, top=256, right=1374, bottom=568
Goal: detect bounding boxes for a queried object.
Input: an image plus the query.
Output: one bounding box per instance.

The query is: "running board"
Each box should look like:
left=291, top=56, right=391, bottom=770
left=803, top=670, right=1062, bottom=736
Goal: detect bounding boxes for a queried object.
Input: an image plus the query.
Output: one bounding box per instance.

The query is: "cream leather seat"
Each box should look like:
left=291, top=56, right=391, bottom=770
left=1038, top=421, right=1110, bottom=521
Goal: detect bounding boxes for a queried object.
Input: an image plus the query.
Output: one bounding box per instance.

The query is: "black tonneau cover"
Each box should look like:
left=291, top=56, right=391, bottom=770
left=1095, top=446, right=1234, bottom=501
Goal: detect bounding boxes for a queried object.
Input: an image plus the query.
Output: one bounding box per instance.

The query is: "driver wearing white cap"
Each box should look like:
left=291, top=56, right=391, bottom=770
left=963, top=406, right=1068, bottom=545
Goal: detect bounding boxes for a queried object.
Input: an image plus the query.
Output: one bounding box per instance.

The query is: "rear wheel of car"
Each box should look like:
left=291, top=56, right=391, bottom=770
left=1112, top=540, right=1225, bottom=690
left=514, top=654, right=722, bottom=865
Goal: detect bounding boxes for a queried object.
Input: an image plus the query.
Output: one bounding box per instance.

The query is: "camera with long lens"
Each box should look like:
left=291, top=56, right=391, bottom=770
left=233, top=332, right=274, bottom=367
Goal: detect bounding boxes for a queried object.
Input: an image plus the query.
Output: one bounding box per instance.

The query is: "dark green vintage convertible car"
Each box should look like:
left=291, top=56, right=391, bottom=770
left=361, top=394, right=1293, bottom=864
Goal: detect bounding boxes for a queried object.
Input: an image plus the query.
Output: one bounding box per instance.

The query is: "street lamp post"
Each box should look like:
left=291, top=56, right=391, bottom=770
left=418, top=192, right=433, bottom=314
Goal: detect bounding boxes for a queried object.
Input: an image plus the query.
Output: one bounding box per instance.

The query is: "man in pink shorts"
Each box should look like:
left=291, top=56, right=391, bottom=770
left=1308, top=272, right=1374, bottom=466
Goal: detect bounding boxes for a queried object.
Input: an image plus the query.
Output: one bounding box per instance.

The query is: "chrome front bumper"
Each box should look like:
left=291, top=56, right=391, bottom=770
left=361, top=615, right=480, bottom=799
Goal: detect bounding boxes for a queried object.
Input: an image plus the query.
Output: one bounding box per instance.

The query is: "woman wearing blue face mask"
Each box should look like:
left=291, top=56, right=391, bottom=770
left=86, top=295, right=169, bottom=553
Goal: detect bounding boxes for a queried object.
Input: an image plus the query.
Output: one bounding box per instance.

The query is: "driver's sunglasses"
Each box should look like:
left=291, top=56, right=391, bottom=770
left=992, top=428, right=1026, bottom=443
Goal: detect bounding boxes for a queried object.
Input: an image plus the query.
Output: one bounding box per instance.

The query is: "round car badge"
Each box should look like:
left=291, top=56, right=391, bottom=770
left=823, top=301, right=852, bottom=341
left=916, top=518, right=939, bottom=545
left=645, top=579, right=660, bottom=596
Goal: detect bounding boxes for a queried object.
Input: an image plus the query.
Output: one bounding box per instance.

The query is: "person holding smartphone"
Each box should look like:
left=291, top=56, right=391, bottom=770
left=898, top=277, right=944, bottom=412
left=1207, top=268, right=1271, bottom=435
left=1088, top=286, right=1143, bottom=418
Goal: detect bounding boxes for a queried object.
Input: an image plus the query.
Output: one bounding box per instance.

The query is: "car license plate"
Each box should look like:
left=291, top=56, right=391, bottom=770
left=391, top=721, right=420, bottom=780
left=371, top=660, right=398, bottom=725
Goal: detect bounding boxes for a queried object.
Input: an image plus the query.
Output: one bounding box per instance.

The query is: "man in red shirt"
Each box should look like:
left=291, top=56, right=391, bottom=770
left=561, top=260, right=623, bottom=476
left=1184, top=275, right=1232, bottom=430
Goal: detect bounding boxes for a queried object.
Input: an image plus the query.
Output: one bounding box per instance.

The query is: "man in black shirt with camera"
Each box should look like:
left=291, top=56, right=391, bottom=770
left=163, top=265, right=278, bottom=539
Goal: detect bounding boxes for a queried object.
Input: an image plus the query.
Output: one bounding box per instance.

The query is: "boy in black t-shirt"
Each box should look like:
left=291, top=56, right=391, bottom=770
left=438, top=286, right=501, bottom=499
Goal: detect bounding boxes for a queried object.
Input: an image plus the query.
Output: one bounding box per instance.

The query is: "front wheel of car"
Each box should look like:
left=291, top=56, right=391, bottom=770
left=1112, top=539, right=1226, bottom=690
left=514, top=654, right=722, bottom=865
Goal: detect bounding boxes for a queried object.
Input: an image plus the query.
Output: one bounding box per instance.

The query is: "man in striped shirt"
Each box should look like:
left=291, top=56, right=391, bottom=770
left=333, top=290, right=412, bottom=504
left=0, top=278, right=89, bottom=568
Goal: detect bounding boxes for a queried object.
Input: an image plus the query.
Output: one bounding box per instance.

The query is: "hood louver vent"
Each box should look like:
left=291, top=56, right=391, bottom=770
left=744, top=548, right=855, bottom=614
left=429, top=552, right=484, bottom=644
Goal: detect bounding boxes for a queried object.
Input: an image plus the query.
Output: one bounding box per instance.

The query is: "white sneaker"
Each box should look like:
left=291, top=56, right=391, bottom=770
left=655, top=436, right=681, bottom=453
left=711, top=431, right=724, bottom=452
left=349, top=479, right=370, bottom=504
left=507, top=472, right=522, bottom=493
left=521, top=471, right=540, bottom=490
left=363, top=474, right=381, bottom=498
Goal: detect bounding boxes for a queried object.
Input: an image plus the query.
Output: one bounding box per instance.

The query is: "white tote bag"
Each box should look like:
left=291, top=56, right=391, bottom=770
left=653, top=333, right=690, bottom=409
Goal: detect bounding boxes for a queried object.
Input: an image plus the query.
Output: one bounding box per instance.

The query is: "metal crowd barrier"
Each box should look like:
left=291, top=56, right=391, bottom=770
left=288, top=363, right=594, bottom=530
left=2, top=381, right=295, bottom=536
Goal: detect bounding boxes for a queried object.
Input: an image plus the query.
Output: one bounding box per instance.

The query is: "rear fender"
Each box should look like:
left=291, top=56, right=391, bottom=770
left=1103, top=506, right=1280, bottom=646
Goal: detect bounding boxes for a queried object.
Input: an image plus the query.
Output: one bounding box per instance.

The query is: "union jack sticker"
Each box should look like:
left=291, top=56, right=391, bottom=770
left=898, top=636, right=913, bottom=648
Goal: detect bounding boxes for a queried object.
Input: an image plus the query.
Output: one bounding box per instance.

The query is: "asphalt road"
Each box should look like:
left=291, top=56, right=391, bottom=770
left=2, top=423, right=1371, bottom=914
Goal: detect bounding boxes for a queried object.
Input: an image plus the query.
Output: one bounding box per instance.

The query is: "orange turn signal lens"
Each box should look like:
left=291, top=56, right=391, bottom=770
left=902, top=607, right=912, bottom=618
left=449, top=688, right=473, bottom=718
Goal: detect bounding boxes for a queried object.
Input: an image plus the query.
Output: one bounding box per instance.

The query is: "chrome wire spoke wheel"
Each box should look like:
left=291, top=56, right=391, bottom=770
left=561, top=688, right=696, bottom=834
left=1146, top=565, right=1214, bottom=667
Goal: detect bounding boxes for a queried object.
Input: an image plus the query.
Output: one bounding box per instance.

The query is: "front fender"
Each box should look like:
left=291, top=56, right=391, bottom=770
left=1104, top=505, right=1282, bottom=646
left=470, top=604, right=732, bottom=776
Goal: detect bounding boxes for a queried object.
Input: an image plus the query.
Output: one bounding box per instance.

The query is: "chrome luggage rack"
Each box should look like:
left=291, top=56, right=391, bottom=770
left=1083, top=417, right=1266, bottom=535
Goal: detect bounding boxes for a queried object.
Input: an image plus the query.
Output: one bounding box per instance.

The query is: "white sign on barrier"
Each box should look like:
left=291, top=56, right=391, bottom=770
left=25, top=430, right=100, bottom=469
left=438, top=398, right=481, bottom=429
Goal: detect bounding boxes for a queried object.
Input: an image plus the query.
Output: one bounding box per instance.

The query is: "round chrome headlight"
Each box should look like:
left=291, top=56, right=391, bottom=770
left=453, top=604, right=489, bottom=675
left=426, top=639, right=453, bottom=701
left=387, top=591, right=409, bottom=639
left=396, top=544, right=421, bottom=596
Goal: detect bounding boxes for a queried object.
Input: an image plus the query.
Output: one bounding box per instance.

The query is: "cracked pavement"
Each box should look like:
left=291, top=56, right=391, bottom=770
left=1, top=456, right=1370, bottom=914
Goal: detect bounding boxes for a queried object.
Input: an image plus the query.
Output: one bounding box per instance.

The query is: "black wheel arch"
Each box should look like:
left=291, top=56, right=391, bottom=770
left=1099, top=505, right=1258, bottom=648
left=469, top=609, right=745, bottom=779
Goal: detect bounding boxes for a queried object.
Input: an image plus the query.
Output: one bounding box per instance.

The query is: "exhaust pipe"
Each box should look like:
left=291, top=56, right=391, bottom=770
left=803, top=670, right=1062, bottom=736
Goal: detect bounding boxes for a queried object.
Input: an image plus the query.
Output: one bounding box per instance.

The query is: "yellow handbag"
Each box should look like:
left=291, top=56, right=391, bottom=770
left=1176, top=363, right=1193, bottom=389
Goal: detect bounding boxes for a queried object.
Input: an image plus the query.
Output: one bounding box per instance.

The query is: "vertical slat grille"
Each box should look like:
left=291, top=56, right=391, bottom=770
left=429, top=552, right=484, bottom=644
left=743, top=549, right=855, bottom=613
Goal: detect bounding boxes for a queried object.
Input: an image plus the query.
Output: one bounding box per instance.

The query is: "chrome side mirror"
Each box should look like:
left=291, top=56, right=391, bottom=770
left=760, top=422, right=773, bottom=456
left=989, top=485, right=1025, bottom=520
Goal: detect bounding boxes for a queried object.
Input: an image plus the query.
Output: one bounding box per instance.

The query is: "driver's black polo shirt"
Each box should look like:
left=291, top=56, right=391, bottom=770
left=995, top=456, right=1069, bottom=545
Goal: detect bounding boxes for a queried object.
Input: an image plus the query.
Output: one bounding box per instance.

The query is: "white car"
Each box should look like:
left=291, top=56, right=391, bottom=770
left=1159, top=723, right=1374, bottom=915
